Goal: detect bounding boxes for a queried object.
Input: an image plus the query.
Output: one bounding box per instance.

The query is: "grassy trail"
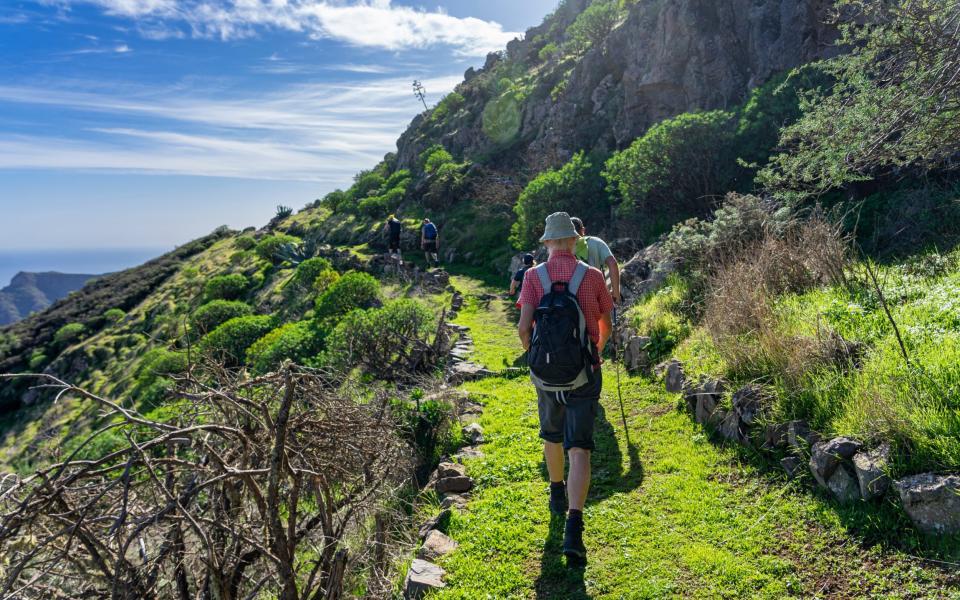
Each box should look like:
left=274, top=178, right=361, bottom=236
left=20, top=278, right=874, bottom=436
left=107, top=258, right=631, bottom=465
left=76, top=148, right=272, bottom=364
left=432, top=276, right=959, bottom=599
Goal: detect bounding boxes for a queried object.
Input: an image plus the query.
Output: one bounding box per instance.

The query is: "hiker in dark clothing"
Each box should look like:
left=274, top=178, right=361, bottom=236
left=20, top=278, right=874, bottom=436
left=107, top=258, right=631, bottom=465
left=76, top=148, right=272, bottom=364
left=384, top=214, right=403, bottom=265
left=509, top=253, right=535, bottom=306
left=421, top=218, right=440, bottom=267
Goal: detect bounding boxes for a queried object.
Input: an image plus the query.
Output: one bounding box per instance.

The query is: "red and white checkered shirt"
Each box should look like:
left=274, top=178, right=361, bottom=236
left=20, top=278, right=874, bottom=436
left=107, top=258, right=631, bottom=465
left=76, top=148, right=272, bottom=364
left=519, top=250, right=614, bottom=345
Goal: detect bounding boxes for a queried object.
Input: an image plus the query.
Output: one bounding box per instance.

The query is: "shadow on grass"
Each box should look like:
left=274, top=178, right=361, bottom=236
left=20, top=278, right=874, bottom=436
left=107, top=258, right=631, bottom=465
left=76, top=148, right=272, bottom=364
left=535, top=513, right=590, bottom=600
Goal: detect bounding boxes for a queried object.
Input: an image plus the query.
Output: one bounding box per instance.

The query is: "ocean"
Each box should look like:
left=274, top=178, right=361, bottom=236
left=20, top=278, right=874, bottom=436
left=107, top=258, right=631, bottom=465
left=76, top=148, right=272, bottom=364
left=0, top=248, right=169, bottom=289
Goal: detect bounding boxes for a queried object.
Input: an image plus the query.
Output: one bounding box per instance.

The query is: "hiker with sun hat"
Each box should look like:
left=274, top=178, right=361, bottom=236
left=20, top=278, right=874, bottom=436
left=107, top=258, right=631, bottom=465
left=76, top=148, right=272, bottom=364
left=517, top=211, right=613, bottom=564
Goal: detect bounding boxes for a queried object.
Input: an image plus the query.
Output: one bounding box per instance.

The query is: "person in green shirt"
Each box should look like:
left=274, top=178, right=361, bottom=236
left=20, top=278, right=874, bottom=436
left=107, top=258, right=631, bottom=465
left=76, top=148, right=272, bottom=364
left=570, top=217, right=621, bottom=304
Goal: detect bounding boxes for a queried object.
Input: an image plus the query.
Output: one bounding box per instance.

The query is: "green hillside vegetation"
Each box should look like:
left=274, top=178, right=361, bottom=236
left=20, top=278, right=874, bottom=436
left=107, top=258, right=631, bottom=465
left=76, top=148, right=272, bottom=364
left=2, top=0, right=960, bottom=596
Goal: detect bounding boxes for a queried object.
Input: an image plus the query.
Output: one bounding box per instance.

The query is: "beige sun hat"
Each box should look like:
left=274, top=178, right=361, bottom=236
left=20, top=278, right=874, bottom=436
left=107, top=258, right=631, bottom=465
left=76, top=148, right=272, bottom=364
left=539, top=211, right=579, bottom=242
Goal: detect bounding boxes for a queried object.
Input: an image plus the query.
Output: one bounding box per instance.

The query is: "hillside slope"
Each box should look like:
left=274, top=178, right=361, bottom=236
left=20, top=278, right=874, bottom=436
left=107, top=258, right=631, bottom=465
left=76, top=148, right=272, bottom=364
left=0, top=272, right=99, bottom=326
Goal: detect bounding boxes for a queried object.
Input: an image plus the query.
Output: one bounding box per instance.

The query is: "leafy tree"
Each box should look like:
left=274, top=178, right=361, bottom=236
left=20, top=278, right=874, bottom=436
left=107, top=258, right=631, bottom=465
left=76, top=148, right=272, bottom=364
left=200, top=315, right=274, bottom=367
left=189, top=300, right=253, bottom=339
left=604, top=110, right=742, bottom=220
left=246, top=321, right=327, bottom=374
left=566, top=0, right=622, bottom=55
left=314, top=272, right=381, bottom=322
left=511, top=151, right=607, bottom=249
left=203, top=273, right=249, bottom=301
left=254, top=234, right=301, bottom=263
left=53, top=323, right=86, bottom=347
left=321, top=189, right=350, bottom=212
left=759, top=0, right=960, bottom=200
left=322, top=299, right=435, bottom=379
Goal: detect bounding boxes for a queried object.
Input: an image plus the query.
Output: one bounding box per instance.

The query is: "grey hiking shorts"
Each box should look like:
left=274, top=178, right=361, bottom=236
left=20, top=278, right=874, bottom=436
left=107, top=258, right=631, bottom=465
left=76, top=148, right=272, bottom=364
left=536, top=369, right=602, bottom=451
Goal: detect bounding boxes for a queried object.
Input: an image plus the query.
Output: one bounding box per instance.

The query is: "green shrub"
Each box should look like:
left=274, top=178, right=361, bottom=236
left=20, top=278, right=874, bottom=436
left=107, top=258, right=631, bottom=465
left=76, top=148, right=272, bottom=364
left=246, top=321, right=327, bottom=374
left=431, top=92, right=465, bottom=122
left=322, top=299, right=434, bottom=379
left=234, top=235, right=256, bottom=250
left=28, top=350, right=47, bottom=371
left=254, top=234, right=301, bottom=263
left=190, top=300, right=253, bottom=339
left=391, top=390, right=456, bottom=464
left=103, top=308, right=126, bottom=324
left=511, top=151, right=607, bottom=249
left=287, top=257, right=333, bottom=294
left=422, top=145, right=454, bottom=175
left=538, top=42, right=559, bottom=62
left=203, top=273, right=248, bottom=301
left=314, top=272, right=381, bottom=321
left=200, top=315, right=275, bottom=367
left=482, top=92, right=522, bottom=145
left=322, top=189, right=350, bottom=212
left=313, top=269, right=340, bottom=295
left=604, top=110, right=742, bottom=226
left=53, top=323, right=86, bottom=347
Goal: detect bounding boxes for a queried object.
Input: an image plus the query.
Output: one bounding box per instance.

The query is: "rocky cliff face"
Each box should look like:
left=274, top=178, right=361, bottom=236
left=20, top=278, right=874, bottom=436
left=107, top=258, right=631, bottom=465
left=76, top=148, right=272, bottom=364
left=396, top=0, right=837, bottom=174
left=0, top=272, right=98, bottom=326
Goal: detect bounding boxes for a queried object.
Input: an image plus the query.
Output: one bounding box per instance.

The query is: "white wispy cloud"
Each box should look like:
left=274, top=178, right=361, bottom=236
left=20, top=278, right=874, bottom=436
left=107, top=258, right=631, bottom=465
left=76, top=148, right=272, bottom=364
left=0, top=74, right=460, bottom=182
left=62, top=0, right=520, bottom=55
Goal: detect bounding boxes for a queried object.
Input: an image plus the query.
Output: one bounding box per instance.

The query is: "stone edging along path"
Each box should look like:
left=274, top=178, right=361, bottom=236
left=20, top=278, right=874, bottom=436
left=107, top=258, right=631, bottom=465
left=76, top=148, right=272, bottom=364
left=658, top=358, right=960, bottom=536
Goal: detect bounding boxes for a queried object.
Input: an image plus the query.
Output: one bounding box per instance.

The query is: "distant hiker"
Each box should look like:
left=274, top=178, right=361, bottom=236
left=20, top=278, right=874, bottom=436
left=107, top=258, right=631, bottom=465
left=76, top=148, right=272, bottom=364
left=570, top=217, right=622, bottom=304
left=509, top=253, right=536, bottom=307
left=518, top=212, right=614, bottom=564
left=384, top=214, right=403, bottom=265
left=421, top=218, right=440, bottom=267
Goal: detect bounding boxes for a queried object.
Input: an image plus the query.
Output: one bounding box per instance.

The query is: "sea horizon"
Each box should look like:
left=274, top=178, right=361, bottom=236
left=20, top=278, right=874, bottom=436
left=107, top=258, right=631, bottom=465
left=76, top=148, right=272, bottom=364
left=0, top=247, right=170, bottom=289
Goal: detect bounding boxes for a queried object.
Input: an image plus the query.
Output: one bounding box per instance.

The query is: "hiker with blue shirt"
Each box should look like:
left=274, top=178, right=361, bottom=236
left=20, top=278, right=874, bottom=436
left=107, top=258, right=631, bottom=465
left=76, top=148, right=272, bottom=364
left=421, top=218, right=440, bottom=268
left=570, top=217, right=622, bottom=304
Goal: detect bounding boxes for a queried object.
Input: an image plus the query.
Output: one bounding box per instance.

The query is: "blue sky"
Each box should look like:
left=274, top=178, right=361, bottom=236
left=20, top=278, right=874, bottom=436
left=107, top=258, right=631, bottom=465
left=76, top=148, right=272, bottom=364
left=0, top=0, right=558, bottom=250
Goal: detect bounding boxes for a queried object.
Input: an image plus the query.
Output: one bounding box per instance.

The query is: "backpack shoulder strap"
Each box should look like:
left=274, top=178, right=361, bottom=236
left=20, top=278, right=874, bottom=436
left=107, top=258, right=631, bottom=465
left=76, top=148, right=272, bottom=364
left=534, top=263, right=552, bottom=294
left=568, top=262, right=589, bottom=296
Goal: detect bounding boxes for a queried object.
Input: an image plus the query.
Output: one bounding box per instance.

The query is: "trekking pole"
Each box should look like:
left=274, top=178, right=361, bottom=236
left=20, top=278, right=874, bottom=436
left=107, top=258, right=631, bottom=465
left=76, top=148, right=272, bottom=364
left=612, top=306, right=632, bottom=447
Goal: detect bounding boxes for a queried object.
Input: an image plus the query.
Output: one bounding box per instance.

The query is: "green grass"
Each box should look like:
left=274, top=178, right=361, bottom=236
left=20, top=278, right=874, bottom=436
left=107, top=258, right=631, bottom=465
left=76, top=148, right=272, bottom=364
left=428, top=275, right=960, bottom=599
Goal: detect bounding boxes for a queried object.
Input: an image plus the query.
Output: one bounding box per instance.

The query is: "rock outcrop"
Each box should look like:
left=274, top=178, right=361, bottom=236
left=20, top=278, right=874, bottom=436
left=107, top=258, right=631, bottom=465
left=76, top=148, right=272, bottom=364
left=396, top=0, right=837, bottom=174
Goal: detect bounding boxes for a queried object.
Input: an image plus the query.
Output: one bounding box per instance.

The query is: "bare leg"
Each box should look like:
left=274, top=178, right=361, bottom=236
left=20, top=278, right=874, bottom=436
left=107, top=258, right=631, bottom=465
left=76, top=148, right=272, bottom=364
left=544, top=442, right=565, bottom=483
left=567, top=448, right=591, bottom=510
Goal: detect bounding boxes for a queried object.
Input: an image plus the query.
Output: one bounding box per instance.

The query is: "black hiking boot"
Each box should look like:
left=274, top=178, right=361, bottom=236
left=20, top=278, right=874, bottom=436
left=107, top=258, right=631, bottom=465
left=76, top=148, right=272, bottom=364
left=549, top=482, right=567, bottom=515
left=563, top=511, right=587, bottom=565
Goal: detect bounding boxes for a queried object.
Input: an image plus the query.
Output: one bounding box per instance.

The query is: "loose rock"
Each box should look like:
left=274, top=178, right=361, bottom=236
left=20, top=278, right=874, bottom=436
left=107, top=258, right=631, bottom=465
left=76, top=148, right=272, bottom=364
left=732, top=384, right=767, bottom=425
left=852, top=444, right=891, bottom=501
left=418, top=530, right=459, bottom=561
left=718, top=410, right=746, bottom=444
left=664, top=360, right=686, bottom=393
left=895, top=473, right=960, bottom=534
left=436, top=476, right=473, bottom=495
left=448, top=362, right=496, bottom=385
left=418, top=509, right=451, bottom=540
left=787, top=421, right=821, bottom=453
left=809, top=437, right=863, bottom=503
left=404, top=559, right=446, bottom=599
left=623, top=335, right=651, bottom=373
left=781, top=456, right=804, bottom=479
left=764, top=423, right=789, bottom=449
left=462, top=423, right=484, bottom=445
left=440, top=494, right=469, bottom=510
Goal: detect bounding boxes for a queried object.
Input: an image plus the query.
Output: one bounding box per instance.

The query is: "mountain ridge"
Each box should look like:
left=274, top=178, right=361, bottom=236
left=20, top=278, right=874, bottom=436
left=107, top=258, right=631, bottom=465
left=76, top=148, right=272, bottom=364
left=0, top=271, right=99, bottom=327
